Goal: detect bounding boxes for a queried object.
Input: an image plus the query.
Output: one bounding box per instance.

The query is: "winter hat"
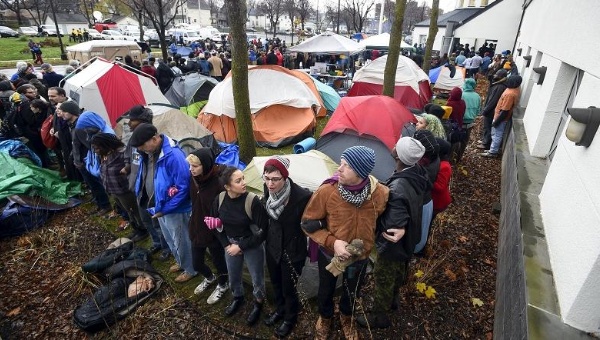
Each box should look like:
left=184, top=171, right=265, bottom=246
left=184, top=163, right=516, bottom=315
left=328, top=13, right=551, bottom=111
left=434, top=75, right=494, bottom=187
left=129, top=123, right=157, bottom=147
left=264, top=156, right=290, bottom=179
left=17, top=64, right=28, bottom=74
left=187, top=147, right=216, bottom=176
left=59, top=100, right=81, bottom=116
left=395, top=137, right=425, bottom=166
left=341, top=146, right=376, bottom=179
left=40, top=63, right=52, bottom=71
left=494, top=69, right=508, bottom=79
left=413, top=129, right=440, bottom=160
left=426, top=104, right=445, bottom=119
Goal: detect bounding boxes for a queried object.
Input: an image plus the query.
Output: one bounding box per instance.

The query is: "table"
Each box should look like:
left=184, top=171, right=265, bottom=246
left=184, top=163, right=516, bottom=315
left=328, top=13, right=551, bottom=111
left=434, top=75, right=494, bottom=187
left=316, top=73, right=351, bottom=90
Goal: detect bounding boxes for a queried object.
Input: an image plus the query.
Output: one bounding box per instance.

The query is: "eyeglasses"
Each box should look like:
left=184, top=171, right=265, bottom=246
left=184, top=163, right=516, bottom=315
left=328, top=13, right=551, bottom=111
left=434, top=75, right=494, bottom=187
left=262, top=175, right=283, bottom=183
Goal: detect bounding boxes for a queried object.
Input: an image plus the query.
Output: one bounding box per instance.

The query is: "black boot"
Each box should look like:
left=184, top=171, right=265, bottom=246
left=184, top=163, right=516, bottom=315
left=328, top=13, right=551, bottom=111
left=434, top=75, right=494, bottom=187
left=246, top=300, right=263, bottom=326
left=356, top=312, right=391, bottom=329
left=264, top=311, right=283, bottom=326
left=224, top=297, right=244, bottom=316
left=275, top=320, right=295, bottom=338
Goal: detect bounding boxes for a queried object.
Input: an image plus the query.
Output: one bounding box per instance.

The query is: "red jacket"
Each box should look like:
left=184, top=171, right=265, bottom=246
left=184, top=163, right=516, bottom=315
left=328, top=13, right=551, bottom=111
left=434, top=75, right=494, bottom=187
left=432, top=160, right=452, bottom=212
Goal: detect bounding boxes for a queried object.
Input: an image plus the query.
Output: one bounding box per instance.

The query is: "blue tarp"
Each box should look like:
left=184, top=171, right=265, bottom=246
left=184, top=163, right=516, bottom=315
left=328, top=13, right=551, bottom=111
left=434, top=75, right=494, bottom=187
left=429, top=66, right=442, bottom=84
left=311, top=77, right=341, bottom=113
left=215, top=142, right=246, bottom=170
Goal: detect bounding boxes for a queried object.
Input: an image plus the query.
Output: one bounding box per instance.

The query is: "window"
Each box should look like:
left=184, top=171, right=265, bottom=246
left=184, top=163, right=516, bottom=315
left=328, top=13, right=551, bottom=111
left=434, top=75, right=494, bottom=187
left=548, top=68, right=584, bottom=160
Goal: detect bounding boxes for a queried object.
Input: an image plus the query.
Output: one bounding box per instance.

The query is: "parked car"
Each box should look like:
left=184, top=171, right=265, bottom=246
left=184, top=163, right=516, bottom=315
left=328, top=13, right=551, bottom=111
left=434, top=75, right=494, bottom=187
left=39, top=24, right=64, bottom=36
left=87, top=28, right=102, bottom=40
left=18, top=26, right=38, bottom=36
left=146, top=29, right=160, bottom=47
left=101, top=30, right=127, bottom=40
left=123, top=31, right=149, bottom=42
left=0, top=26, right=19, bottom=38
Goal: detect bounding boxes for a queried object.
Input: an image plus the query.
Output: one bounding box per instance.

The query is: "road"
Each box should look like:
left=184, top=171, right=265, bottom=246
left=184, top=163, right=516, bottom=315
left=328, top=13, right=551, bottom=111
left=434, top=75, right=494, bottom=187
left=1, top=64, right=68, bottom=80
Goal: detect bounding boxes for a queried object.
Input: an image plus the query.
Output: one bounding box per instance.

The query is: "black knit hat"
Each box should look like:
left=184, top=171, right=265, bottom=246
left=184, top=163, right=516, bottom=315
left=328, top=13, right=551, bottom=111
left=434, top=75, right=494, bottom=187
left=413, top=130, right=440, bottom=160
left=60, top=100, right=81, bottom=116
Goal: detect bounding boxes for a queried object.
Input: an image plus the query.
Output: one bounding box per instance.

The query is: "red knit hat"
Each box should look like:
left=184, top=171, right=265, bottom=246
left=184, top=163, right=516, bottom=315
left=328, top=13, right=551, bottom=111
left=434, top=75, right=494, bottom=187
left=264, top=156, right=290, bottom=179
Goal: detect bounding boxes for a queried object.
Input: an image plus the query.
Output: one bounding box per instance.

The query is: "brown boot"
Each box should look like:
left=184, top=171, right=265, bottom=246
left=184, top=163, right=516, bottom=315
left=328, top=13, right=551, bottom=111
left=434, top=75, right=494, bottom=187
left=315, top=316, right=332, bottom=340
left=339, top=313, right=359, bottom=340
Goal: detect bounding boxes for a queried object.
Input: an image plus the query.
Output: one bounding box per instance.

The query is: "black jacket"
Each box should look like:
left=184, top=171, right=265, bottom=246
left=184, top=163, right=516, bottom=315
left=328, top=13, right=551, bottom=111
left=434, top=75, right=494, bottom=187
left=262, top=179, right=312, bottom=264
left=376, top=165, right=430, bottom=261
left=481, top=78, right=507, bottom=117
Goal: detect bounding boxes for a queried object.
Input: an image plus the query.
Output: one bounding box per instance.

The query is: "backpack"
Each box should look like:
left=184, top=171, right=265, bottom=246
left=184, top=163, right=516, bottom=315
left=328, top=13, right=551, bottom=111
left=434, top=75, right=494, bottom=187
left=40, top=114, right=58, bottom=149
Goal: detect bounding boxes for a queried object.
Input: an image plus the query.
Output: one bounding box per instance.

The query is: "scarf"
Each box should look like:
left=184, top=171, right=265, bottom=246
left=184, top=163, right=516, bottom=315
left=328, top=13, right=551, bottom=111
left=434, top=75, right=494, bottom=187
left=338, top=179, right=371, bottom=207
left=266, top=178, right=291, bottom=220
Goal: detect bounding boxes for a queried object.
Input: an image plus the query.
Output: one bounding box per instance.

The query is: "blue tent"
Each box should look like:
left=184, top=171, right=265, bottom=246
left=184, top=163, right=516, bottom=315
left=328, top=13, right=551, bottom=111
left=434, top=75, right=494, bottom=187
left=429, top=66, right=442, bottom=84
left=176, top=46, right=193, bottom=56
left=311, top=77, right=341, bottom=113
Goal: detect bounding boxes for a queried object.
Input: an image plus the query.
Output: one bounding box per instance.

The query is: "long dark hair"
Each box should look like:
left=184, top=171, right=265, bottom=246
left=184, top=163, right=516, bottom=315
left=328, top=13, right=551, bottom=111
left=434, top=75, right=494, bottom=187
left=90, top=133, right=124, bottom=155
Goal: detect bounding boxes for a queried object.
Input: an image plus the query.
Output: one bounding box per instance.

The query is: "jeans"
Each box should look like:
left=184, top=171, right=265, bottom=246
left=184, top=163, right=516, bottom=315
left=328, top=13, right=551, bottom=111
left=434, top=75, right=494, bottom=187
left=266, top=255, right=305, bottom=322
left=490, top=120, right=507, bottom=154
left=192, top=242, right=228, bottom=286
left=158, top=212, right=197, bottom=276
left=414, top=200, right=433, bottom=253
left=482, top=115, right=493, bottom=148
left=139, top=205, right=167, bottom=250
left=317, top=249, right=368, bottom=318
left=79, top=167, right=110, bottom=209
left=224, top=242, right=265, bottom=300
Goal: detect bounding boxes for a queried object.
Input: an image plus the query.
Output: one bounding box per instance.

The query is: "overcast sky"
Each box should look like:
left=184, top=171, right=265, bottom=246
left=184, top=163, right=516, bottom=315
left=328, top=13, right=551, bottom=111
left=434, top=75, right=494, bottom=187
left=426, top=0, right=457, bottom=13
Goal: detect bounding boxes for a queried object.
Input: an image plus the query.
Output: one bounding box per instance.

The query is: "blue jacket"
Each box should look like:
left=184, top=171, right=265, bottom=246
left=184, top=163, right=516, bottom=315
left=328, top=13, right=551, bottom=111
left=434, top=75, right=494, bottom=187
left=134, top=134, right=191, bottom=215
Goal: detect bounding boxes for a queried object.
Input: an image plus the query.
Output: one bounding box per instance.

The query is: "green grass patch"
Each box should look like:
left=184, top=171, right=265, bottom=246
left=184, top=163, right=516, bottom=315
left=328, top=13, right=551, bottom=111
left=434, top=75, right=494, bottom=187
left=0, top=36, right=71, bottom=65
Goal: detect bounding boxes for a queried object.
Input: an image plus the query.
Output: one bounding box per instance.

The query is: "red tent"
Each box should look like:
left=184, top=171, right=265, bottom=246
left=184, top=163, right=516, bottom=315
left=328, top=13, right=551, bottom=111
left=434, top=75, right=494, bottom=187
left=317, top=95, right=417, bottom=180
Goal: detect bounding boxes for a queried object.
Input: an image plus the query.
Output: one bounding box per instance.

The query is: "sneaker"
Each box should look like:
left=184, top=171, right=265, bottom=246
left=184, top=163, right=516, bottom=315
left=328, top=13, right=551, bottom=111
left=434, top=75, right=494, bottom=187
left=169, top=263, right=182, bottom=273
left=174, top=271, right=196, bottom=283
left=207, top=284, right=229, bottom=304
left=194, top=276, right=216, bottom=295
left=480, top=151, right=499, bottom=158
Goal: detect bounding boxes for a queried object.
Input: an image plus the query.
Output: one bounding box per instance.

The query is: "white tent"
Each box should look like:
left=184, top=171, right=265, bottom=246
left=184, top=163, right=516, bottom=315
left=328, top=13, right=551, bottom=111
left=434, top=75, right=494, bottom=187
left=352, top=55, right=429, bottom=90
left=358, top=33, right=415, bottom=50
left=433, top=66, right=466, bottom=91
left=62, top=58, right=170, bottom=126
left=288, top=31, right=363, bottom=54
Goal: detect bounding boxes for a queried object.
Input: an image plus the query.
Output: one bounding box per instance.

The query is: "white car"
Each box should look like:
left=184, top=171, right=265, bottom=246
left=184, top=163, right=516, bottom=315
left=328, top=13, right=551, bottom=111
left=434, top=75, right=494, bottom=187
left=39, top=24, right=64, bottom=36
left=123, top=31, right=149, bottom=42
left=18, top=26, right=38, bottom=36
left=87, top=28, right=102, bottom=40
left=101, top=30, right=126, bottom=40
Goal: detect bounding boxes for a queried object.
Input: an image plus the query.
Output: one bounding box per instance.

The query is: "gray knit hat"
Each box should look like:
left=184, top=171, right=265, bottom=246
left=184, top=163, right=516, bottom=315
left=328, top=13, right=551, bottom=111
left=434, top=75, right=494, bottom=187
left=341, top=146, right=376, bottom=179
left=395, top=137, right=425, bottom=166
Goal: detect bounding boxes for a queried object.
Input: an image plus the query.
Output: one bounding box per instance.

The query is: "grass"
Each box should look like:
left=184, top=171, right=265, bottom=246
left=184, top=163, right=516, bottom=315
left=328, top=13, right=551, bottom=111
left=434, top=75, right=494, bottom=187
left=0, top=36, right=70, bottom=67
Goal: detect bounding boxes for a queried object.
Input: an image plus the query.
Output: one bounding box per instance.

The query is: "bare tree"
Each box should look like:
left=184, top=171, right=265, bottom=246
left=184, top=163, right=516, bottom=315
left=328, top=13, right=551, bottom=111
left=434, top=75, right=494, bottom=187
left=0, top=0, right=24, bottom=25
left=342, top=0, right=375, bottom=34
left=382, top=0, right=407, bottom=97
left=260, top=0, right=283, bottom=38
left=296, top=0, right=311, bottom=30
left=283, top=0, right=296, bottom=44
left=225, top=0, right=256, bottom=162
left=421, top=0, right=439, bottom=74
left=23, top=0, right=50, bottom=26
left=135, top=0, right=188, bottom=60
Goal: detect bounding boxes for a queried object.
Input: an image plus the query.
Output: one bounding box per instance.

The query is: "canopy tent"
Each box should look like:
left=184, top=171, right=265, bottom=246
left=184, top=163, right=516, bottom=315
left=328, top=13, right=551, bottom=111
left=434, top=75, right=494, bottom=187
left=243, top=150, right=339, bottom=194
left=358, top=33, right=415, bottom=51
left=316, top=95, right=417, bottom=181
left=288, top=31, right=363, bottom=54
left=164, top=73, right=218, bottom=116
left=62, top=57, right=170, bottom=127
left=311, top=76, right=341, bottom=113
left=198, top=65, right=322, bottom=148
left=348, top=54, right=432, bottom=110
left=432, top=66, right=466, bottom=91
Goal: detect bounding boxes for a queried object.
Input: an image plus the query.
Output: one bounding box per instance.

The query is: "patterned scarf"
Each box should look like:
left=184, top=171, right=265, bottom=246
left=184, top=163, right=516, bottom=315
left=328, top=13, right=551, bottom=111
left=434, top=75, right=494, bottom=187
left=266, top=178, right=291, bottom=220
left=338, top=180, right=371, bottom=207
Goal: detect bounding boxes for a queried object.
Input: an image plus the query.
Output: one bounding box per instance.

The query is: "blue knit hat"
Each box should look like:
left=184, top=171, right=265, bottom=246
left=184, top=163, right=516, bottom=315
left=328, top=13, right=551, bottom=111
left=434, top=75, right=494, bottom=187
left=341, top=146, right=375, bottom=179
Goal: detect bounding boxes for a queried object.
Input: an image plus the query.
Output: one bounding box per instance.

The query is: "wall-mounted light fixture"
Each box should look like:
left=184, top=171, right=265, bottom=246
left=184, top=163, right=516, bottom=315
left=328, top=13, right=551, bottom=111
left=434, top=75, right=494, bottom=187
left=516, top=48, right=522, bottom=56
left=565, top=106, right=600, bottom=147
left=532, top=66, right=547, bottom=85
left=523, top=55, right=532, bottom=68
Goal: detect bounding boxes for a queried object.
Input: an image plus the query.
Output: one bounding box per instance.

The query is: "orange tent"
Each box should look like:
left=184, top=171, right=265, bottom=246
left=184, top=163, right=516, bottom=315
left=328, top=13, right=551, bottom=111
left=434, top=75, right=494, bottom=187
left=197, top=65, right=324, bottom=147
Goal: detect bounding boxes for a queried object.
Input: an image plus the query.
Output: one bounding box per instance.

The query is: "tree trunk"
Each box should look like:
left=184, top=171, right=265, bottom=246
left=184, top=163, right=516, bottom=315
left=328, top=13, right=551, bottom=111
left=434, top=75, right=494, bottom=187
left=226, top=0, right=256, bottom=163
left=422, top=0, right=439, bottom=74
left=382, top=0, right=407, bottom=97
left=14, top=0, right=23, bottom=26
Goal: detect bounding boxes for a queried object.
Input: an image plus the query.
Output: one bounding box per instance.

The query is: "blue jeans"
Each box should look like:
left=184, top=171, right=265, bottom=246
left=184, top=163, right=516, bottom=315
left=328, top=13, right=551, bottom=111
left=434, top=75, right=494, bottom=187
left=139, top=205, right=168, bottom=250
left=158, top=212, right=196, bottom=276
left=224, top=241, right=265, bottom=301
left=414, top=200, right=433, bottom=253
left=490, top=121, right=507, bottom=154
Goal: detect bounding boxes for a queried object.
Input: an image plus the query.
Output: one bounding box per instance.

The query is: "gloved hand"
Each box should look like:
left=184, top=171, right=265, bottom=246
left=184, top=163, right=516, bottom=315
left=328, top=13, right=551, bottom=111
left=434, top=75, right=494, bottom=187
left=204, top=216, right=222, bottom=231
left=326, top=239, right=365, bottom=277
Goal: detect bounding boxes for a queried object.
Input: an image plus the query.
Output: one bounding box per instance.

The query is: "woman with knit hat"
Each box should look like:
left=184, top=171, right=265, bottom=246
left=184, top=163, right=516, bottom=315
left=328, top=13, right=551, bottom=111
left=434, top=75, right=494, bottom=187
left=185, top=148, right=229, bottom=305
left=262, top=156, right=312, bottom=338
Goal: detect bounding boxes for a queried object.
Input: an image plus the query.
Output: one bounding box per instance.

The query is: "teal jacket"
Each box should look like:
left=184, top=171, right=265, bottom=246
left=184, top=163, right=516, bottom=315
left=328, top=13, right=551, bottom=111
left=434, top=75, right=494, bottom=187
left=461, top=78, right=481, bottom=124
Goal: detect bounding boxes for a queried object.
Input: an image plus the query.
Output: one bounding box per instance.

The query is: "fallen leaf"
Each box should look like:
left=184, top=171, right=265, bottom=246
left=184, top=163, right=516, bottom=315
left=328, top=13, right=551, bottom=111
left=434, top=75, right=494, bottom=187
left=6, top=307, right=21, bottom=317
left=444, top=268, right=457, bottom=281
left=471, top=298, right=484, bottom=307
left=416, top=282, right=426, bottom=293
left=459, top=235, right=468, bottom=243
left=425, top=286, right=436, bottom=299
left=414, top=270, right=424, bottom=278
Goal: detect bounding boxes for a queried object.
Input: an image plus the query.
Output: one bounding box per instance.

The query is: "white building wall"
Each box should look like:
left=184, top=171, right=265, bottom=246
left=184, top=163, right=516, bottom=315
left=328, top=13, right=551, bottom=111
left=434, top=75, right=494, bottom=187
left=453, top=0, right=521, bottom=54
left=522, top=0, right=600, bottom=333
left=411, top=26, right=444, bottom=50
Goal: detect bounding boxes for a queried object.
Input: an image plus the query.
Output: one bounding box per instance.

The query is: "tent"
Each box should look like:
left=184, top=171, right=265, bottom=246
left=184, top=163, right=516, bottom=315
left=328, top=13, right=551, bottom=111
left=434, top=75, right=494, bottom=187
left=164, top=73, right=219, bottom=116
left=348, top=54, right=432, bottom=110
left=288, top=31, right=363, bottom=54
left=316, top=95, right=416, bottom=181
left=198, top=65, right=322, bottom=148
left=114, top=103, right=218, bottom=155
left=243, top=150, right=339, bottom=194
left=311, top=77, right=341, bottom=113
left=432, top=66, right=466, bottom=91
left=358, top=33, right=415, bottom=51
left=62, top=57, right=170, bottom=127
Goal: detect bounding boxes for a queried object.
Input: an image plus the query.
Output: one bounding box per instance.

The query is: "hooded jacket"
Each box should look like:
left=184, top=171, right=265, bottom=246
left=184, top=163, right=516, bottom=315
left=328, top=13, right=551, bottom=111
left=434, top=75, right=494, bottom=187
left=494, top=75, right=522, bottom=122
left=73, top=111, right=116, bottom=170
left=480, top=76, right=507, bottom=117
left=461, top=78, right=481, bottom=124
left=376, top=165, right=430, bottom=261
left=446, top=87, right=466, bottom=127
left=134, top=134, right=192, bottom=216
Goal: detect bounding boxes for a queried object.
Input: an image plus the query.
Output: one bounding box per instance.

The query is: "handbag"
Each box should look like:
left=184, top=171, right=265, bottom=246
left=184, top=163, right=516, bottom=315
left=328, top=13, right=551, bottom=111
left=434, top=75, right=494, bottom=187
left=40, top=114, right=58, bottom=149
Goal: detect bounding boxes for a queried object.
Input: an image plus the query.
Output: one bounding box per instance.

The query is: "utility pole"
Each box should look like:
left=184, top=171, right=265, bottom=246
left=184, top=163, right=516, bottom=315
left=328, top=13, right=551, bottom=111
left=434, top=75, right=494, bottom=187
left=336, top=0, right=340, bottom=34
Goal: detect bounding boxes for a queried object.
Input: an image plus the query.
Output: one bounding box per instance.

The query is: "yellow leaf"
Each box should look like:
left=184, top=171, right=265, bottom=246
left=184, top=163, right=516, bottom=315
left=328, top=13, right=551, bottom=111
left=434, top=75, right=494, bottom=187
left=425, top=286, right=436, bottom=299
left=416, top=282, right=426, bottom=293
left=471, top=298, right=484, bottom=307
left=414, top=270, right=424, bottom=278
left=460, top=166, right=468, bottom=176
